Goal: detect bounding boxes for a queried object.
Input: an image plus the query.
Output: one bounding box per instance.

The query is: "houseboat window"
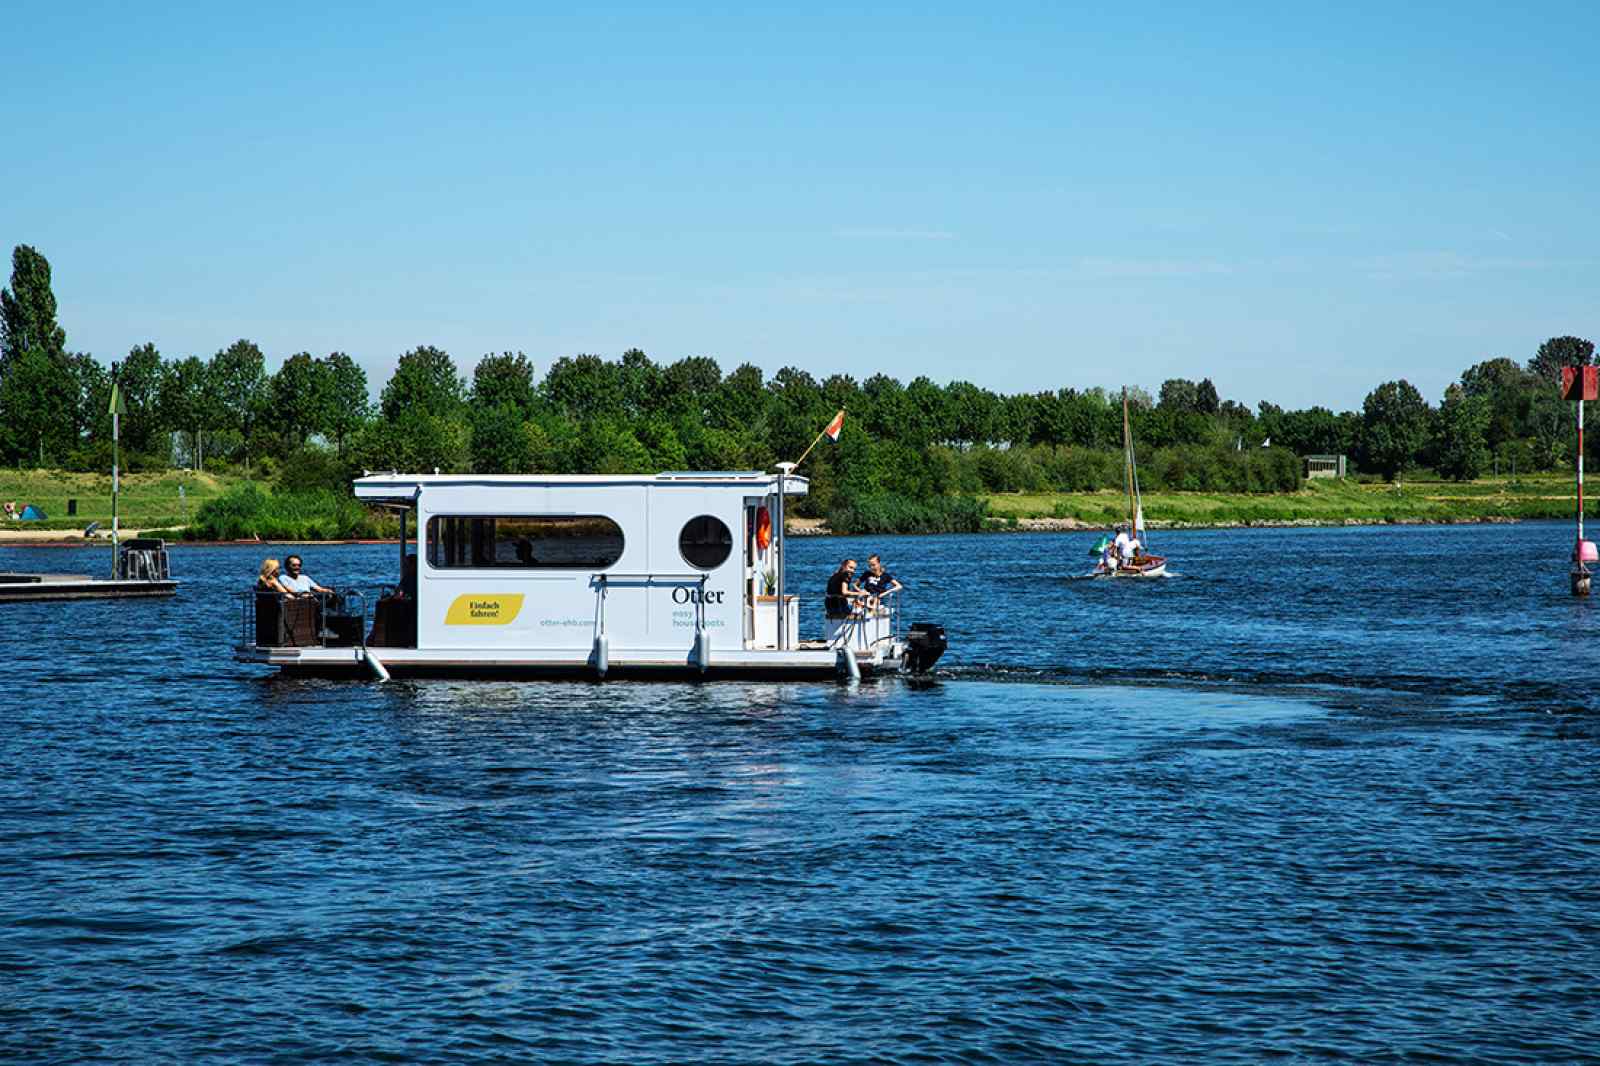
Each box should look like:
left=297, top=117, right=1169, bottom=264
left=678, top=515, right=732, bottom=569
left=426, top=516, right=625, bottom=570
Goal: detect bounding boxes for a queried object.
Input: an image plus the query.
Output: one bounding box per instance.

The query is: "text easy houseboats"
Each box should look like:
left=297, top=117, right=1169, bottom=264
left=234, top=469, right=946, bottom=680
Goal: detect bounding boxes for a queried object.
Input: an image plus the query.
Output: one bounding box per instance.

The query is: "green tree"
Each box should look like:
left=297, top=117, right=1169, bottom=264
left=708, top=362, right=766, bottom=432
left=209, top=340, right=269, bottom=469
left=1528, top=390, right=1569, bottom=470
left=1359, top=380, right=1431, bottom=480
left=471, top=351, right=538, bottom=417
left=113, top=343, right=168, bottom=457
left=944, top=381, right=997, bottom=448
left=617, top=349, right=663, bottom=420
left=766, top=367, right=826, bottom=459
left=1271, top=406, right=1350, bottom=456
left=469, top=403, right=536, bottom=473
left=904, top=376, right=952, bottom=447
left=322, top=352, right=370, bottom=456
left=1158, top=378, right=1199, bottom=412
left=1434, top=384, right=1490, bottom=481
left=661, top=356, right=723, bottom=420
left=1459, top=357, right=1533, bottom=452
left=0, top=245, right=67, bottom=382
left=382, top=345, right=465, bottom=421
left=1527, top=335, right=1595, bottom=386
left=0, top=347, right=79, bottom=465
left=159, top=355, right=213, bottom=469
left=355, top=411, right=469, bottom=473
left=270, top=352, right=332, bottom=448
left=541, top=354, right=620, bottom=420
left=69, top=352, right=111, bottom=450
left=635, top=415, right=688, bottom=470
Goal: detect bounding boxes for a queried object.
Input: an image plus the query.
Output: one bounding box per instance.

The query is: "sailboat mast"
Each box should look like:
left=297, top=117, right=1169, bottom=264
left=1122, top=388, right=1135, bottom=529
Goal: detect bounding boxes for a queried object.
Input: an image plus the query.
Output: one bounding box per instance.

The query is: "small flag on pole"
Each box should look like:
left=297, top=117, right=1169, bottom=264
left=792, top=408, right=849, bottom=470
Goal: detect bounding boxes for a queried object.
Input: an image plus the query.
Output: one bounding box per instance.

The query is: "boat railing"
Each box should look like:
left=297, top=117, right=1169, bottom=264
left=236, top=588, right=370, bottom=651
left=826, top=589, right=902, bottom=651
left=592, top=572, right=708, bottom=640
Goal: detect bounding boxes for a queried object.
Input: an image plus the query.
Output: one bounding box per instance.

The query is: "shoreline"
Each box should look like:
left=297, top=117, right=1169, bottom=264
left=0, top=512, right=1545, bottom=548
left=796, top=514, right=1530, bottom=536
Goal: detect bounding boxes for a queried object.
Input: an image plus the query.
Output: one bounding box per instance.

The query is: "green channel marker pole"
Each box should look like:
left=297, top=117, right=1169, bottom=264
left=109, top=381, right=126, bottom=579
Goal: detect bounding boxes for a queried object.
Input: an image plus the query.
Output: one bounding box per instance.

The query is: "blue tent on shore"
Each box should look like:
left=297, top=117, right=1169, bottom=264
left=19, top=505, right=46, bottom=521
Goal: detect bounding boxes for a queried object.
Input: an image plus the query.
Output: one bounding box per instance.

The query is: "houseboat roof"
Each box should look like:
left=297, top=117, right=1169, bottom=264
left=353, top=470, right=809, bottom=504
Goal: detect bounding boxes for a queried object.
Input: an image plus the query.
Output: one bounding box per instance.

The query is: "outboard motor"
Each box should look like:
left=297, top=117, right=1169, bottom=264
left=904, top=622, right=947, bottom=674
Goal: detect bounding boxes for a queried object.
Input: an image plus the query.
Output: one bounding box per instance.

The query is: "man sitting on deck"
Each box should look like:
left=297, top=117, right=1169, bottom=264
left=280, top=555, right=332, bottom=599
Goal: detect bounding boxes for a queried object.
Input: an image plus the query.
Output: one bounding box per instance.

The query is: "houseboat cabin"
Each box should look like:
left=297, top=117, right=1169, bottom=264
left=235, top=471, right=946, bottom=680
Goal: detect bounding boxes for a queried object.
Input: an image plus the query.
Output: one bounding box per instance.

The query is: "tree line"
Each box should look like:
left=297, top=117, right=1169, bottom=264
left=1, top=244, right=1593, bottom=517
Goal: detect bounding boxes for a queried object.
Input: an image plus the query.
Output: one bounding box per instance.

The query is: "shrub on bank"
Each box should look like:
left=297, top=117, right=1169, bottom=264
left=827, top=493, right=990, bottom=534
left=187, top=484, right=380, bottom=540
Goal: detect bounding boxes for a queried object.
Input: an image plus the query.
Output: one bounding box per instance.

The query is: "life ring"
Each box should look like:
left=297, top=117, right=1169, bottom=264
left=755, top=506, right=772, bottom=551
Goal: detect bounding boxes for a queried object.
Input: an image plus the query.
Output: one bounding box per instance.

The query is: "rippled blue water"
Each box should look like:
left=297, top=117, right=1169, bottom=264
left=3, top=523, right=1598, bottom=1063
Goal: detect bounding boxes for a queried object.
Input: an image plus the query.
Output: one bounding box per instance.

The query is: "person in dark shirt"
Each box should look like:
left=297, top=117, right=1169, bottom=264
left=825, top=558, right=868, bottom=618
left=857, top=553, right=902, bottom=608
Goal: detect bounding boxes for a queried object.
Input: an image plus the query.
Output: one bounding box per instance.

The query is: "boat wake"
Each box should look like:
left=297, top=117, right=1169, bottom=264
left=925, top=662, right=1598, bottom=716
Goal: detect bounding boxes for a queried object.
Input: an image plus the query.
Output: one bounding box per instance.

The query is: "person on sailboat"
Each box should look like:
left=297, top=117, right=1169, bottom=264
left=1099, top=535, right=1119, bottom=573
left=1112, top=524, right=1133, bottom=568
left=1117, top=524, right=1144, bottom=567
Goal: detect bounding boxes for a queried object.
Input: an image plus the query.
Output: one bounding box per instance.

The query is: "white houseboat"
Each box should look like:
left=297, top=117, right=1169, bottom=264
left=234, top=468, right=946, bottom=681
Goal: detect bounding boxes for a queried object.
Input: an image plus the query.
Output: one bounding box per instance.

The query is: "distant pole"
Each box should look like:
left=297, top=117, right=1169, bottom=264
left=109, top=382, right=126, bottom=580
left=1563, top=367, right=1595, bottom=596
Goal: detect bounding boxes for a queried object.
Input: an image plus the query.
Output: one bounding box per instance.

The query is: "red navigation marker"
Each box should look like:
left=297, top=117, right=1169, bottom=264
left=1561, top=365, right=1598, bottom=401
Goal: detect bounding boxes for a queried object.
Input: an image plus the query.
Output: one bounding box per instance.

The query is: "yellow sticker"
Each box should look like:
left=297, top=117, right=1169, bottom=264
left=444, top=593, right=526, bottom=625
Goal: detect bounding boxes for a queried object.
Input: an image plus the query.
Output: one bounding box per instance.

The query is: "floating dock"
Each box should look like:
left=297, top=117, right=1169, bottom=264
left=0, top=539, right=178, bottom=602
left=0, top=572, right=177, bottom=602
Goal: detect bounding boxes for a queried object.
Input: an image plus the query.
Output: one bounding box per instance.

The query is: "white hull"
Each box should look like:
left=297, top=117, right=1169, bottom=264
left=1091, top=559, right=1167, bottom=579
left=235, top=641, right=908, bottom=679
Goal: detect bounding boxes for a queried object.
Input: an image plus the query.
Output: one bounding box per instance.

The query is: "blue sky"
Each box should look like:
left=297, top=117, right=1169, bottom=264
left=3, top=1, right=1595, bottom=411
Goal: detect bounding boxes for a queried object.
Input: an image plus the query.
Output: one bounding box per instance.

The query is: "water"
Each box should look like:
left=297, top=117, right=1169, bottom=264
left=2, top=523, right=1598, bottom=1063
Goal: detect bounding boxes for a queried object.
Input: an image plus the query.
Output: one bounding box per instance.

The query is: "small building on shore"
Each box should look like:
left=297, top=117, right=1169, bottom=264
left=1305, top=454, right=1347, bottom=479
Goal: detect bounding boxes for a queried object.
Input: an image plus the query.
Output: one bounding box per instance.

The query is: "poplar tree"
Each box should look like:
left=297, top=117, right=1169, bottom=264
left=0, top=245, right=67, bottom=376
left=0, top=246, right=78, bottom=464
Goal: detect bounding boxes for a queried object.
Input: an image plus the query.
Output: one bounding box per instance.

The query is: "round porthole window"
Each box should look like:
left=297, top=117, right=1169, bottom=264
left=679, top=515, right=733, bottom=570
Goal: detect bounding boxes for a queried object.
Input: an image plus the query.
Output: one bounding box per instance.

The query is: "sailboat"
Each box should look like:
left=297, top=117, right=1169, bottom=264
left=1091, top=387, right=1168, bottom=579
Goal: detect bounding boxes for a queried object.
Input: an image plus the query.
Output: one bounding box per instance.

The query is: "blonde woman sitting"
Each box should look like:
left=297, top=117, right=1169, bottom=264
left=257, top=558, right=290, bottom=595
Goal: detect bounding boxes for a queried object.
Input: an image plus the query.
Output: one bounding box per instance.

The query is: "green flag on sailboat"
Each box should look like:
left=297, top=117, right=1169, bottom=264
left=1089, top=534, right=1111, bottom=557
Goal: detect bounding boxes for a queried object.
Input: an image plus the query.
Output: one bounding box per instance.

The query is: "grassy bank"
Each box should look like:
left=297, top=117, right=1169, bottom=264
left=2, top=469, right=1581, bottom=542
left=983, top=474, right=1578, bottom=527
left=0, top=470, right=241, bottom=531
